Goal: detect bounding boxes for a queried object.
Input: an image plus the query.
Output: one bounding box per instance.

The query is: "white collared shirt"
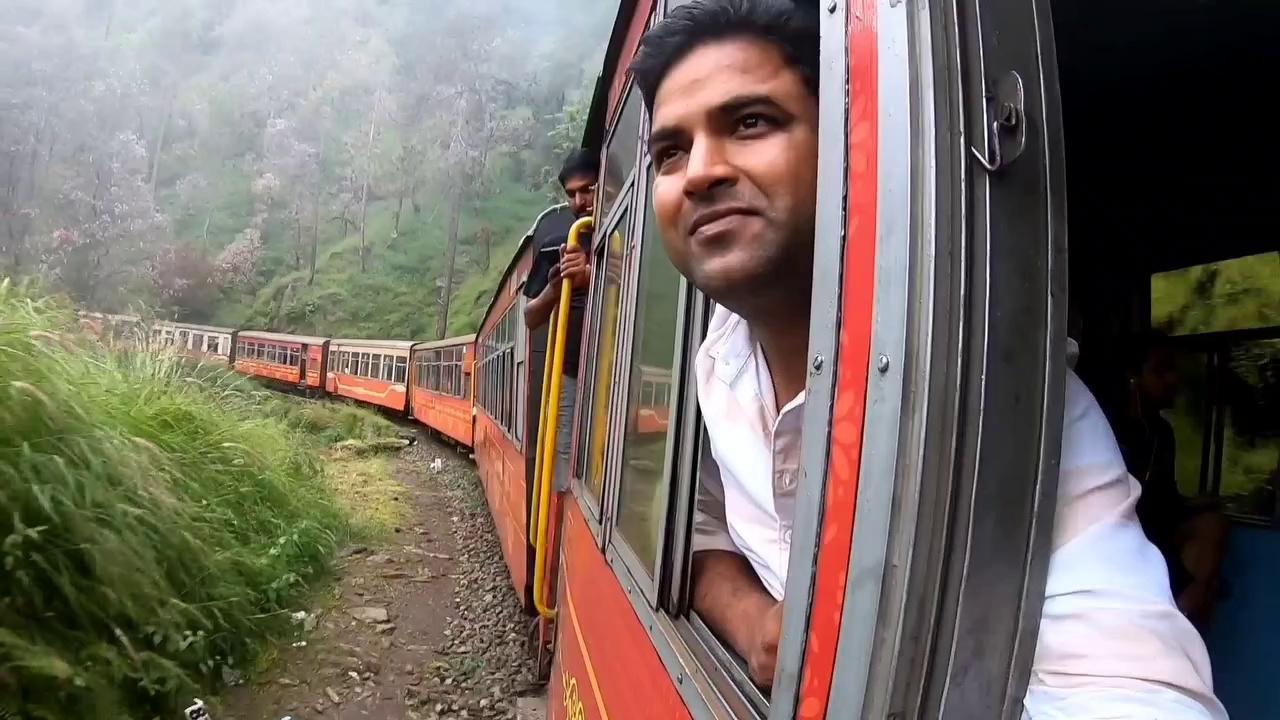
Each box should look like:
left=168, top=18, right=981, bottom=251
left=692, top=305, right=1227, bottom=719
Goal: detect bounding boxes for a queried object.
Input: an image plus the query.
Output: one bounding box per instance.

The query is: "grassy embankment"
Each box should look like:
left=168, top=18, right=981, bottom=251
left=0, top=282, right=403, bottom=718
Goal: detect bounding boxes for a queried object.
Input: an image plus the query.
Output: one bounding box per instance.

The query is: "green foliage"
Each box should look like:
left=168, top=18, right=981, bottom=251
left=259, top=396, right=399, bottom=447
left=0, top=282, right=349, bottom=718
left=1151, top=251, right=1280, bottom=336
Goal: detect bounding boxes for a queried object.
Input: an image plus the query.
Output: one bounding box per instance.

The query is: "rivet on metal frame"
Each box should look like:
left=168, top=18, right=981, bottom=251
left=877, top=354, right=891, bottom=373
left=827, top=0, right=838, bottom=13
left=812, top=354, right=825, bottom=375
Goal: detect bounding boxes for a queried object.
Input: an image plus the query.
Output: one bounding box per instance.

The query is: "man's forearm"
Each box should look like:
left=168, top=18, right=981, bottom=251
left=691, top=550, right=777, bottom=659
left=523, top=286, right=558, bottom=330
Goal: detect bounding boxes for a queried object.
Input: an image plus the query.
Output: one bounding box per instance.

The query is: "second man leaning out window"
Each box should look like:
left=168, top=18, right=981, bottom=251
left=522, top=150, right=598, bottom=490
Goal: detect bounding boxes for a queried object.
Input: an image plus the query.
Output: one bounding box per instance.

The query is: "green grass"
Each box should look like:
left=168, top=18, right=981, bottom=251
left=0, top=281, right=351, bottom=718
left=259, top=395, right=400, bottom=447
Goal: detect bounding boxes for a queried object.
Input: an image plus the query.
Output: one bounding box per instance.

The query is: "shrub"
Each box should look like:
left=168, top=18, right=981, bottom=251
left=0, top=281, right=348, bottom=718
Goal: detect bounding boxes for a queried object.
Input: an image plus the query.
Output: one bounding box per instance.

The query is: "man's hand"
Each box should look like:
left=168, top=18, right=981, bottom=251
left=559, top=244, right=590, bottom=288
left=747, top=601, right=783, bottom=688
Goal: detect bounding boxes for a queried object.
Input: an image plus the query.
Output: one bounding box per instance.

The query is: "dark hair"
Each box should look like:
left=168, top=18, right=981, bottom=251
left=1127, top=329, right=1173, bottom=374
left=630, top=0, right=820, bottom=113
left=558, top=149, right=600, bottom=188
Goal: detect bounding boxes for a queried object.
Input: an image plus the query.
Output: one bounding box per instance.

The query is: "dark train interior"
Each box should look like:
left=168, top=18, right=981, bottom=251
left=1050, top=0, right=1279, bottom=714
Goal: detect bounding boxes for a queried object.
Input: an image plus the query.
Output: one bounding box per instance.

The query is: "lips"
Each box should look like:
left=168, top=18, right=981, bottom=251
left=687, top=205, right=759, bottom=238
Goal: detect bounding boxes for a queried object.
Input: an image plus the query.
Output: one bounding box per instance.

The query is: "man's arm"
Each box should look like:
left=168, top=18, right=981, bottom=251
left=691, top=550, right=782, bottom=687
left=690, top=444, right=782, bottom=688
left=523, top=280, right=559, bottom=330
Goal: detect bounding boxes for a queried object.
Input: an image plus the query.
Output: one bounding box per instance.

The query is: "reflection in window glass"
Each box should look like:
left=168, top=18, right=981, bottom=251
left=599, top=90, right=642, bottom=223
left=1152, top=251, right=1280, bottom=335
left=1218, top=339, right=1280, bottom=519
left=616, top=213, right=682, bottom=576
left=585, top=210, right=630, bottom=500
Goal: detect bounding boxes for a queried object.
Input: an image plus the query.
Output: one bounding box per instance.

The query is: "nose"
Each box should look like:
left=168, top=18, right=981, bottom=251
left=682, top=134, right=736, bottom=199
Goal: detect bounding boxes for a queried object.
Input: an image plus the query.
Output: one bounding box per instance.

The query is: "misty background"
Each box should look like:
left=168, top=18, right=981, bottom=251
left=0, top=0, right=617, bottom=338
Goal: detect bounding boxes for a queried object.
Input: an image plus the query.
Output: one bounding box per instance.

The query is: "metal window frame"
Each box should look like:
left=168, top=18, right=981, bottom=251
left=763, top=0, right=852, bottom=715
left=604, top=166, right=690, bottom=604
left=824, top=0, right=1069, bottom=715
left=573, top=189, right=637, bottom=537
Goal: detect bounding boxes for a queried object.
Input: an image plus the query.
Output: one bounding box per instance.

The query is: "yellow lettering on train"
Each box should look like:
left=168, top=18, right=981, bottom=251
left=561, top=665, right=586, bottom=720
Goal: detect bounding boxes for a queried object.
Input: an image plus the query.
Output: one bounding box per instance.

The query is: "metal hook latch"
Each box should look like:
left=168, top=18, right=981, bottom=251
left=970, top=71, right=1027, bottom=173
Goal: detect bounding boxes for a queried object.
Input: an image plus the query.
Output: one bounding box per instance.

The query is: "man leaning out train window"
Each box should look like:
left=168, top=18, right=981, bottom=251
left=629, top=1, right=1227, bottom=717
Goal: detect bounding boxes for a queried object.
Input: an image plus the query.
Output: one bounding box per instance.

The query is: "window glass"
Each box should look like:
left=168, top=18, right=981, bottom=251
left=1152, top=251, right=1280, bottom=335
left=599, top=89, right=642, bottom=222
left=1218, top=339, right=1280, bottom=518
left=615, top=205, right=682, bottom=575
left=372, top=354, right=383, bottom=380
left=359, top=353, right=370, bottom=377
left=396, top=357, right=408, bottom=384
left=585, top=209, right=630, bottom=499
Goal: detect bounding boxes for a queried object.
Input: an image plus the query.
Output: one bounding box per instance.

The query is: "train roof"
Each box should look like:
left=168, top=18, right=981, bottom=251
left=477, top=203, right=574, bottom=332
left=411, top=334, right=476, bottom=352
left=78, top=311, right=143, bottom=323
left=580, top=0, right=643, bottom=153
left=330, top=338, right=418, bottom=351
left=237, top=330, right=330, bottom=345
left=159, top=321, right=236, bottom=334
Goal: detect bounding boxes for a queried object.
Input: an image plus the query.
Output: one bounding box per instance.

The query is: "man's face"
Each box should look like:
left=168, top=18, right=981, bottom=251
left=563, top=173, right=596, bottom=218
left=648, top=37, right=819, bottom=311
left=1138, top=347, right=1179, bottom=411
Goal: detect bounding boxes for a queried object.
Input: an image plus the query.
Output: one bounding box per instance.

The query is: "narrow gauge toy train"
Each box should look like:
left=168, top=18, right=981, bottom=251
left=81, top=0, right=1280, bottom=715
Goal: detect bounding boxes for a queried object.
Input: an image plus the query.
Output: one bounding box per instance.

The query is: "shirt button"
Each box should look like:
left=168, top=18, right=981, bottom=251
left=782, top=528, right=793, bottom=545
left=777, top=471, right=797, bottom=492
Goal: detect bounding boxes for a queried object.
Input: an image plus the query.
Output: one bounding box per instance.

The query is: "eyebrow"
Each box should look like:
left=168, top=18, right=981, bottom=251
left=647, top=93, right=788, bottom=148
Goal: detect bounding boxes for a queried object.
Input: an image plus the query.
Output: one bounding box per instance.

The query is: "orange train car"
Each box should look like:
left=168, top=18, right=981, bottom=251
left=408, top=335, right=477, bottom=448
left=234, top=331, right=329, bottom=390
left=473, top=203, right=577, bottom=610
left=325, top=339, right=413, bottom=413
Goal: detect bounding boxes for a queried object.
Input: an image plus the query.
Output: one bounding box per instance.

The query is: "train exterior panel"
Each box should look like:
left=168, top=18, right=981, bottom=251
left=235, top=331, right=329, bottom=389
left=472, top=207, right=565, bottom=607
left=326, top=339, right=414, bottom=413
left=550, top=503, right=689, bottom=720
left=409, top=336, right=477, bottom=448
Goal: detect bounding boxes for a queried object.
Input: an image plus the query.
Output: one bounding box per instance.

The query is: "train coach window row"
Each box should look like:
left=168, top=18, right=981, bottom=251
left=477, top=306, right=522, bottom=442
left=413, top=347, right=467, bottom=398
left=236, top=341, right=300, bottom=367
left=330, top=350, right=408, bottom=384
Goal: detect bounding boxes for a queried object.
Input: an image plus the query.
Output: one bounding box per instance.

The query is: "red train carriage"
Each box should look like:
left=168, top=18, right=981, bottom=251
left=408, top=335, right=477, bottom=448
left=234, top=331, right=329, bottom=390
left=474, top=204, right=577, bottom=610
left=325, top=339, right=413, bottom=413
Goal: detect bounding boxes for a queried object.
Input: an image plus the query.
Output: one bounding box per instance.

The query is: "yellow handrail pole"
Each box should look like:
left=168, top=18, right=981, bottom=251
left=529, top=321, right=558, bottom=538
left=532, top=216, right=592, bottom=620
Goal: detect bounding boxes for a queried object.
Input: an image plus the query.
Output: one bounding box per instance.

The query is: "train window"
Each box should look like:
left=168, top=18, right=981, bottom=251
left=359, top=353, right=370, bottom=377
left=614, top=206, right=682, bottom=576
left=395, top=357, right=407, bottom=384
left=193, top=333, right=205, bottom=351
left=583, top=208, right=631, bottom=503
left=1218, top=340, right=1280, bottom=518
left=370, top=354, right=382, bottom=380
left=1152, top=251, right=1280, bottom=336
left=600, top=87, right=642, bottom=223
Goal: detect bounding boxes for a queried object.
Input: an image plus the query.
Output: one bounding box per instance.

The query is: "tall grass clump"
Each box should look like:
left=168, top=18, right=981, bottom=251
left=0, top=282, right=348, bottom=719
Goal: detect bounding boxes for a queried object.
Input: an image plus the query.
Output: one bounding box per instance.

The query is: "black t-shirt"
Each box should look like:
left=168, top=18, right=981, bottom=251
left=523, top=207, right=591, bottom=377
left=1116, top=412, right=1194, bottom=593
